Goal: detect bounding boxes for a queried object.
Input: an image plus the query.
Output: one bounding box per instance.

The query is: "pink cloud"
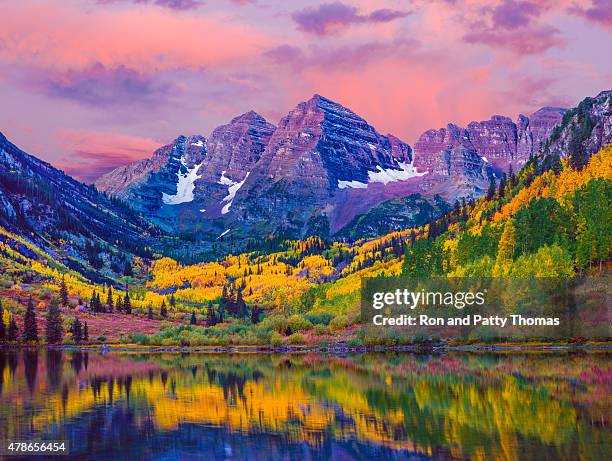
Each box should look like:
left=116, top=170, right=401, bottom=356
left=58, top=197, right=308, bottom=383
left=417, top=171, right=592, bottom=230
left=291, top=1, right=410, bottom=35
left=463, top=23, right=563, bottom=54
left=0, top=2, right=274, bottom=74
left=54, top=129, right=161, bottom=183
left=97, top=0, right=204, bottom=10
left=569, top=0, right=612, bottom=26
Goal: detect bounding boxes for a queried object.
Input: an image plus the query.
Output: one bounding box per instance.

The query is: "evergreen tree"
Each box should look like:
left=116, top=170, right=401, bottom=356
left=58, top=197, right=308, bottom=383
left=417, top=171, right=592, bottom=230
left=70, top=318, right=82, bottom=343
left=190, top=310, right=197, bottom=325
left=96, top=293, right=104, bottom=313
left=116, top=295, right=123, bottom=313
left=169, top=294, right=176, bottom=308
left=206, top=301, right=216, bottom=327
left=0, top=301, right=5, bottom=343
left=59, top=275, right=69, bottom=307
left=7, top=318, right=18, bottom=342
left=45, top=298, right=64, bottom=345
left=22, top=296, right=39, bottom=342
left=124, top=286, right=132, bottom=314
left=486, top=175, right=496, bottom=200
left=123, top=260, right=133, bottom=277
left=160, top=300, right=167, bottom=318
left=106, top=286, right=114, bottom=312
left=251, top=306, right=260, bottom=324
left=83, top=322, right=89, bottom=342
left=89, top=291, right=97, bottom=311
left=147, top=304, right=153, bottom=320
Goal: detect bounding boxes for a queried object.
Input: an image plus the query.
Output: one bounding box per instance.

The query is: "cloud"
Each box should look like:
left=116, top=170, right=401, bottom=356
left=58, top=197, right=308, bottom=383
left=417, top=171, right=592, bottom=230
left=55, top=129, right=160, bottom=183
left=27, top=64, right=174, bottom=107
left=463, top=23, right=563, bottom=54
left=569, top=0, right=612, bottom=27
left=97, top=0, right=204, bottom=10
left=0, top=2, right=272, bottom=74
left=291, top=1, right=410, bottom=35
left=490, top=0, right=542, bottom=29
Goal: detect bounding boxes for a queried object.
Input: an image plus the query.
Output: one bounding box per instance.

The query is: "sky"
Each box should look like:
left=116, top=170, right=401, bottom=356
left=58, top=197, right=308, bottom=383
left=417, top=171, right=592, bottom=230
left=0, top=0, right=610, bottom=183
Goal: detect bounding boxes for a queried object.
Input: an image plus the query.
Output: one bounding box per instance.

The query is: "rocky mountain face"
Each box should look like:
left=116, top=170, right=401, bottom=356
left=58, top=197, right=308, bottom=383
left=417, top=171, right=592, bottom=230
left=545, top=91, right=612, bottom=166
left=229, top=95, right=421, bottom=238
left=92, top=90, right=610, bottom=249
left=413, top=107, right=566, bottom=179
left=0, top=132, right=161, bottom=281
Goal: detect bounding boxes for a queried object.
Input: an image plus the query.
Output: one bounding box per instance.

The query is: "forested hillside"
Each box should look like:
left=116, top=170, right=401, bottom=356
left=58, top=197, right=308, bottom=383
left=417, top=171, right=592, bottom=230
left=1, top=144, right=609, bottom=347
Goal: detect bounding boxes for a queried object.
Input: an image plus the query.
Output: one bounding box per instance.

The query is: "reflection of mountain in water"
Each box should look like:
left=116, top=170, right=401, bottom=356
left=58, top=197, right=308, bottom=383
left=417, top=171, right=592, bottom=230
left=0, top=351, right=609, bottom=461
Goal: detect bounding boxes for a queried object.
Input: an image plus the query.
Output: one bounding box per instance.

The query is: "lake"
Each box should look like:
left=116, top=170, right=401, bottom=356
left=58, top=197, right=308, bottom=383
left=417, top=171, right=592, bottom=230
left=0, top=350, right=609, bottom=460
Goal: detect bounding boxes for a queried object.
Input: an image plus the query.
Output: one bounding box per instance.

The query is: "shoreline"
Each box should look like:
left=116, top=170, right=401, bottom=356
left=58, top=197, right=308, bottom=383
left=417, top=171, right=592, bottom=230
left=2, top=343, right=611, bottom=354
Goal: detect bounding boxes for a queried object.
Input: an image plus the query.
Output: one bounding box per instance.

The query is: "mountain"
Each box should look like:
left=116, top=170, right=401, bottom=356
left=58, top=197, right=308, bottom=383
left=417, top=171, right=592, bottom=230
left=0, top=132, right=162, bottom=282
left=93, top=91, right=610, bottom=249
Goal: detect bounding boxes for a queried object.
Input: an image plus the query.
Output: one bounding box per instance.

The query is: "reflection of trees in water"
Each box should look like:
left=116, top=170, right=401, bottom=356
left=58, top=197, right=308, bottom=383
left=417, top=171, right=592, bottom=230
left=24, top=351, right=39, bottom=394
left=45, top=349, right=63, bottom=392
left=204, top=364, right=264, bottom=405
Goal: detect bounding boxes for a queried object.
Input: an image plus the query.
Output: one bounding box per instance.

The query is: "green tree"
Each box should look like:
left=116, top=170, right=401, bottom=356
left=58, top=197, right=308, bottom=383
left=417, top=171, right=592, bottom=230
left=147, top=304, right=153, bottom=320
left=160, top=300, right=167, bottom=319
left=206, top=301, right=216, bottom=326
left=45, top=298, right=64, bottom=344
left=106, top=285, right=114, bottom=312
left=83, top=322, right=89, bottom=342
left=70, top=318, right=82, bottom=343
left=59, top=275, right=69, bottom=306
left=22, top=296, right=39, bottom=343
left=123, top=286, right=132, bottom=314
left=7, top=318, right=18, bottom=342
left=190, top=310, right=197, bottom=325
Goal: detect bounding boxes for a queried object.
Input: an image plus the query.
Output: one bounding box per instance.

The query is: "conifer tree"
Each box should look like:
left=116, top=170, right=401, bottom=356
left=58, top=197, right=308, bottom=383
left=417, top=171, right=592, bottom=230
left=83, top=322, right=89, bottom=342
left=0, top=300, right=6, bottom=343
left=116, top=295, right=123, bottom=313
left=70, top=318, right=82, bottom=343
left=206, top=301, right=216, bottom=327
left=190, top=310, right=197, bottom=325
left=169, top=294, right=176, bottom=308
left=59, top=275, right=69, bottom=306
left=251, top=306, right=260, bottom=324
left=486, top=175, right=496, bottom=200
left=147, top=304, right=153, bottom=320
left=160, top=300, right=167, bottom=318
left=45, top=298, right=64, bottom=344
left=22, top=296, right=39, bottom=342
left=7, top=318, right=18, bottom=342
left=106, top=286, right=114, bottom=312
left=90, top=291, right=97, bottom=311
left=124, top=286, right=132, bottom=314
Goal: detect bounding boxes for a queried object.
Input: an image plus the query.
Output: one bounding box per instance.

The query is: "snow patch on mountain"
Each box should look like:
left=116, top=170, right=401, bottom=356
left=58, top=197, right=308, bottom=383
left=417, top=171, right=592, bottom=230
left=217, top=228, right=231, bottom=239
left=219, top=171, right=250, bottom=214
left=337, top=162, right=427, bottom=189
left=191, top=140, right=204, bottom=147
left=162, top=158, right=203, bottom=205
left=338, top=179, right=368, bottom=189
left=368, top=161, right=427, bottom=185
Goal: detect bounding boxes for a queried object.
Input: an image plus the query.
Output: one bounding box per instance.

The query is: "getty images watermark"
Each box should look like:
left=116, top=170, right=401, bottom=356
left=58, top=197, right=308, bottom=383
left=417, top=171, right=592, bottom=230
left=361, top=277, right=609, bottom=341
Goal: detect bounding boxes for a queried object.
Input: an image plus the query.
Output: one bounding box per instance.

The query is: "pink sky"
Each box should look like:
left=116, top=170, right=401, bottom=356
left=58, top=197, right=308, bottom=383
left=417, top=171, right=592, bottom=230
left=0, top=0, right=610, bottom=183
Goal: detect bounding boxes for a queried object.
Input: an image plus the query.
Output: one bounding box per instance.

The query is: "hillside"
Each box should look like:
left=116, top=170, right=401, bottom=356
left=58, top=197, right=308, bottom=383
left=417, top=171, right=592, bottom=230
left=1, top=143, right=609, bottom=347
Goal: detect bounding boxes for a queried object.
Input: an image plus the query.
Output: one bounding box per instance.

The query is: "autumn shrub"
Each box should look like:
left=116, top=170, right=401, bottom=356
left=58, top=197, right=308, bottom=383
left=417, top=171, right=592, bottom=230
left=329, top=314, right=349, bottom=331
left=270, top=332, right=285, bottom=347
left=287, top=315, right=313, bottom=332
left=258, top=315, right=289, bottom=335
left=314, top=324, right=328, bottom=335
left=287, top=333, right=305, bottom=345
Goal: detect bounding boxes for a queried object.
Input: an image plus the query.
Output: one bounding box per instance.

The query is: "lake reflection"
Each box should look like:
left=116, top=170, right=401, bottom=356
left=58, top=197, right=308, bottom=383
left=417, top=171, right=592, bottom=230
left=0, top=350, right=609, bottom=460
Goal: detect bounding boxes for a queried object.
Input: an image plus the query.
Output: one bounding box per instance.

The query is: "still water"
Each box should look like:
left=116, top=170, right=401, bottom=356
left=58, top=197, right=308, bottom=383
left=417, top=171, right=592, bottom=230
left=0, top=350, right=609, bottom=460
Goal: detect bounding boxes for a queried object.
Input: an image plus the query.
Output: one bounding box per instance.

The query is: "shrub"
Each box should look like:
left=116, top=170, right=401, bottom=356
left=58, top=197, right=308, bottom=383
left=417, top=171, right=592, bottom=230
left=287, top=315, right=313, bottom=332
left=329, top=314, right=349, bottom=331
left=314, top=324, right=328, bottom=335
left=270, top=332, right=285, bottom=347
left=287, top=333, right=305, bottom=345
left=129, top=333, right=150, bottom=345
left=305, top=311, right=334, bottom=325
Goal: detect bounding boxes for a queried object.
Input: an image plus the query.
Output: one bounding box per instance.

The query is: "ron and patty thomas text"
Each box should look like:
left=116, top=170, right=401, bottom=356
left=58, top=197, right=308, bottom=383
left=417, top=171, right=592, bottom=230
left=369, top=289, right=561, bottom=327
